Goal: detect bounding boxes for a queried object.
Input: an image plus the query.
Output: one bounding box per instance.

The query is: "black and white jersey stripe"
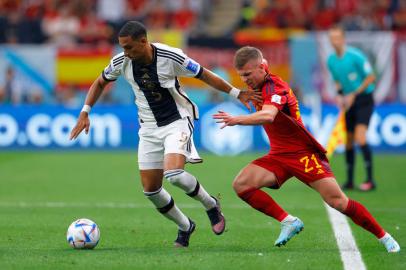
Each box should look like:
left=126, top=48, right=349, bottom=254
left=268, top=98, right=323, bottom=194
left=113, top=55, right=125, bottom=67
left=101, top=43, right=201, bottom=126
left=156, top=48, right=185, bottom=65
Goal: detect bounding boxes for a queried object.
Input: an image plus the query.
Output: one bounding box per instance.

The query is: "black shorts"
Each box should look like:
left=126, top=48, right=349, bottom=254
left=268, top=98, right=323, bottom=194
left=345, top=93, right=374, bottom=132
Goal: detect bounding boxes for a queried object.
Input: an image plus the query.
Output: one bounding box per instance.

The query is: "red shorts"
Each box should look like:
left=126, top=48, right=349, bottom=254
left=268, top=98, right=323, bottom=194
left=251, top=151, right=335, bottom=189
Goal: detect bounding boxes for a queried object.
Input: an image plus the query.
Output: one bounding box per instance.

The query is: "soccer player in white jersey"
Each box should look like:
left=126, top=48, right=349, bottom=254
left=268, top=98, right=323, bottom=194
left=70, top=21, right=259, bottom=247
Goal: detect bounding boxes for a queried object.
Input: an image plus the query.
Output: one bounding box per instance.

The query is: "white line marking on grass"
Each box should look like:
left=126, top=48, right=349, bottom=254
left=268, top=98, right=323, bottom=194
left=0, top=201, right=249, bottom=209
left=324, top=202, right=367, bottom=270
left=0, top=201, right=327, bottom=210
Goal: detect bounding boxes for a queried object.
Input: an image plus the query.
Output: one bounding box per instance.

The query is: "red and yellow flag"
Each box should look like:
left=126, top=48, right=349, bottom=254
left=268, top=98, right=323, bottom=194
left=56, top=47, right=112, bottom=89
left=326, top=111, right=346, bottom=158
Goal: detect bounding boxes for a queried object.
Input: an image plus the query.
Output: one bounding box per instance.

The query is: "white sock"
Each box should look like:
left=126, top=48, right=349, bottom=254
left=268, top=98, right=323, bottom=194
left=144, top=187, right=190, bottom=231
left=164, top=169, right=216, bottom=210
left=281, top=214, right=296, bottom=223
left=379, top=232, right=390, bottom=242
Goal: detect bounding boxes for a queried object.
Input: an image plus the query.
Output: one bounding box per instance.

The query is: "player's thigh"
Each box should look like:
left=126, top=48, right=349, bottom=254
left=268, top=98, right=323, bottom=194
left=140, top=169, right=164, bottom=192
left=138, top=127, right=165, bottom=170
left=345, top=106, right=356, bottom=135
left=309, top=177, right=348, bottom=211
left=233, top=163, right=279, bottom=193
left=163, top=118, right=193, bottom=168
left=353, top=94, right=373, bottom=145
left=354, top=124, right=368, bottom=145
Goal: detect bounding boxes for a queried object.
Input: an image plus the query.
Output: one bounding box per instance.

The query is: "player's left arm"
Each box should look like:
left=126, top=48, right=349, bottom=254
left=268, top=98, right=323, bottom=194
left=198, top=68, right=262, bottom=110
left=170, top=50, right=261, bottom=109
left=353, top=53, right=376, bottom=95
left=213, top=104, right=278, bottom=129
left=344, top=54, right=376, bottom=109
left=354, top=74, right=376, bottom=95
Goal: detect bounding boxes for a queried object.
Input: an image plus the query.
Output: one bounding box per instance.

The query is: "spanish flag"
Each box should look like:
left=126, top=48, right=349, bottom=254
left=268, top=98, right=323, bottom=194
left=326, top=111, right=346, bottom=158
left=56, top=47, right=112, bottom=89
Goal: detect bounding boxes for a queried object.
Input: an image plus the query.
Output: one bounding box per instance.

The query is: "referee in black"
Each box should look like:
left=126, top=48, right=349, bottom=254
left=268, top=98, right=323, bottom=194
left=327, top=26, right=377, bottom=191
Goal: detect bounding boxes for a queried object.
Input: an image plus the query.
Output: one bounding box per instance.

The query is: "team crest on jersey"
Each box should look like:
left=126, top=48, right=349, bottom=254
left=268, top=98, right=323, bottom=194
left=185, top=59, right=199, bottom=73
left=271, top=94, right=282, bottom=104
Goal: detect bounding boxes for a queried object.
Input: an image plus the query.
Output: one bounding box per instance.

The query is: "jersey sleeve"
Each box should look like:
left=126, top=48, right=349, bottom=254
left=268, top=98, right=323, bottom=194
left=169, top=49, right=204, bottom=78
left=262, top=81, right=288, bottom=110
left=353, top=51, right=373, bottom=77
left=102, top=52, right=124, bottom=81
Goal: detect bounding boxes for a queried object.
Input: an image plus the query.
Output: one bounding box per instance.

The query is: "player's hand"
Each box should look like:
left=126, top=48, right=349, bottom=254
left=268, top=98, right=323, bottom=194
left=344, top=93, right=356, bottom=111
left=69, top=112, right=90, bottom=140
left=238, top=89, right=262, bottom=112
left=212, top=110, right=239, bottom=129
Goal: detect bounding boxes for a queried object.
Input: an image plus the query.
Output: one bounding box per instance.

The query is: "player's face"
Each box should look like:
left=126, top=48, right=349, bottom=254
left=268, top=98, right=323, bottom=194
left=119, top=36, right=147, bottom=61
left=237, top=59, right=267, bottom=89
left=329, top=29, right=345, bottom=52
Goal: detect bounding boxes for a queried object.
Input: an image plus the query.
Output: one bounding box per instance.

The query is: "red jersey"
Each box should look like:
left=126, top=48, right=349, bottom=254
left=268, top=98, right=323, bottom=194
left=260, top=73, right=326, bottom=155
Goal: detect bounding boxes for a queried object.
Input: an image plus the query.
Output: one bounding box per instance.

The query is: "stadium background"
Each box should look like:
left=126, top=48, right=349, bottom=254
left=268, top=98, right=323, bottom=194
left=0, top=1, right=405, bottom=270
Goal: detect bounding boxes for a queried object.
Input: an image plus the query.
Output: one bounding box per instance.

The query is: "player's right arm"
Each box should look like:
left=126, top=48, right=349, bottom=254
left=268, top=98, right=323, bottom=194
left=70, top=53, right=123, bottom=140
left=213, top=104, right=278, bottom=128
left=69, top=75, right=111, bottom=140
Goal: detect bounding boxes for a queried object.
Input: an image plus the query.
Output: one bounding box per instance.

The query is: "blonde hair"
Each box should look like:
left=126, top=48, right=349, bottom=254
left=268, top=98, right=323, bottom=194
left=234, top=46, right=263, bottom=69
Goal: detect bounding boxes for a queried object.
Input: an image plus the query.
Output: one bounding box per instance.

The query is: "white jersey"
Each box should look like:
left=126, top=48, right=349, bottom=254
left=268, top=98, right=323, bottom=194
left=102, top=43, right=202, bottom=127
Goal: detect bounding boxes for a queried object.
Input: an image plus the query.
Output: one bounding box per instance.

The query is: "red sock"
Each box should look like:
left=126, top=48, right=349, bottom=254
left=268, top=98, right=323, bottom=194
left=238, top=188, right=288, bottom=222
left=344, top=199, right=385, bottom=239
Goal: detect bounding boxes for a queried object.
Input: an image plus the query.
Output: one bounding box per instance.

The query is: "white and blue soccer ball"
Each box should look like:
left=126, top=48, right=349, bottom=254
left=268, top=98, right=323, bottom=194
left=67, top=218, right=100, bottom=249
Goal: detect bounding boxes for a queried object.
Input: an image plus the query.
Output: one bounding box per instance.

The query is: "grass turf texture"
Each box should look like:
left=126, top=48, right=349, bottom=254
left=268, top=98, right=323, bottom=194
left=0, top=152, right=405, bottom=270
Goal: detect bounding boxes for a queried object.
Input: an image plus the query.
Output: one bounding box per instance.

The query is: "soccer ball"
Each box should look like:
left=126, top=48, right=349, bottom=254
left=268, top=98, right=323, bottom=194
left=66, top=218, right=100, bottom=249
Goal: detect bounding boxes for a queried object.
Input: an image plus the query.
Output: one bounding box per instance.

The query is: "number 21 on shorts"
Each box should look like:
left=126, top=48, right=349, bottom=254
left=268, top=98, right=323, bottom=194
left=300, top=154, right=322, bottom=173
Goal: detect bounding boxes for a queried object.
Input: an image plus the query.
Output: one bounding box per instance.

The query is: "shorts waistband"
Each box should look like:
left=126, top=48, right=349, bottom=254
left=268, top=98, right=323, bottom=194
left=139, top=119, right=158, bottom=128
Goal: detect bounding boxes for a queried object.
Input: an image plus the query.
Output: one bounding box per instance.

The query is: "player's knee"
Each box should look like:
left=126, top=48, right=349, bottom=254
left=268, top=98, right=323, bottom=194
left=232, top=175, right=249, bottom=193
left=143, top=187, right=163, bottom=197
left=355, top=135, right=366, bottom=145
left=142, top=182, right=162, bottom=193
left=163, top=169, right=185, bottom=185
left=326, top=196, right=347, bottom=212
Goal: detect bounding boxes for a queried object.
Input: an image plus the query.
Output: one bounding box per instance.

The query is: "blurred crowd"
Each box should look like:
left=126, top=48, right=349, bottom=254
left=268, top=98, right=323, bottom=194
left=240, top=0, right=406, bottom=31
left=0, top=0, right=208, bottom=47
left=1, top=0, right=406, bottom=48
left=1, top=0, right=406, bottom=106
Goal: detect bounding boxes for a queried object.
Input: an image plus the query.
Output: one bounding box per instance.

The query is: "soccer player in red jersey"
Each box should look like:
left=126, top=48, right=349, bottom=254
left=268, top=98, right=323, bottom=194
left=213, top=46, right=400, bottom=252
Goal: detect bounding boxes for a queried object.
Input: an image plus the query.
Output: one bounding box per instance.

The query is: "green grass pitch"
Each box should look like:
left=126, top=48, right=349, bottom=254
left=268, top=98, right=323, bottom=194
left=0, top=152, right=405, bottom=270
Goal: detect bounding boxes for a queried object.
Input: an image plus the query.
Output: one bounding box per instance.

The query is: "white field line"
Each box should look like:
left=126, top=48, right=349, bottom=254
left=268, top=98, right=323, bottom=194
left=0, top=201, right=401, bottom=212
left=324, top=202, right=367, bottom=270
left=0, top=201, right=324, bottom=210
left=0, top=200, right=371, bottom=270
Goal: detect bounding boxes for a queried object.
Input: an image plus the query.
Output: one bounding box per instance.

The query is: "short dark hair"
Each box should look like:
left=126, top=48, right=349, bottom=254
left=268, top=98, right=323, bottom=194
left=119, top=21, right=147, bottom=40
left=234, top=46, right=263, bottom=69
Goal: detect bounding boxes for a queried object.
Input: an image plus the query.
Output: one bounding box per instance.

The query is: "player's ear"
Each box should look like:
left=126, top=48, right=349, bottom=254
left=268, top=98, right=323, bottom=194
left=261, top=59, right=269, bottom=71
left=138, top=36, right=148, bottom=45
